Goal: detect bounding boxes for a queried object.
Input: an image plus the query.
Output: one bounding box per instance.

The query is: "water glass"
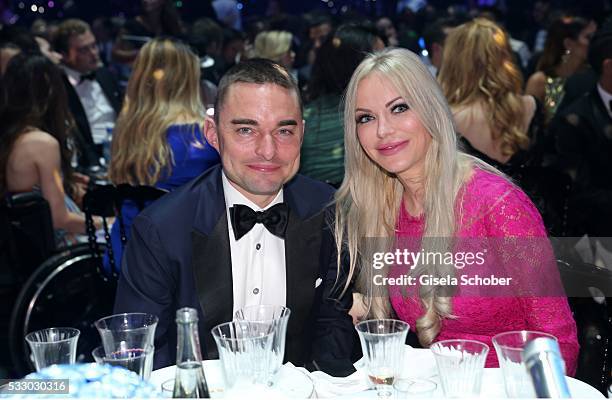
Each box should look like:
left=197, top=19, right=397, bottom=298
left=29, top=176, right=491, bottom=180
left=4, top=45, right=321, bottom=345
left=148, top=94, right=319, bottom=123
left=160, top=379, right=174, bottom=398
left=25, top=328, right=80, bottom=371
left=492, top=330, right=559, bottom=398
left=393, top=378, right=437, bottom=398
left=355, top=319, right=410, bottom=398
left=211, top=321, right=274, bottom=396
left=92, top=345, right=154, bottom=380
left=94, top=313, right=158, bottom=356
left=430, top=339, right=489, bottom=397
left=234, top=305, right=290, bottom=384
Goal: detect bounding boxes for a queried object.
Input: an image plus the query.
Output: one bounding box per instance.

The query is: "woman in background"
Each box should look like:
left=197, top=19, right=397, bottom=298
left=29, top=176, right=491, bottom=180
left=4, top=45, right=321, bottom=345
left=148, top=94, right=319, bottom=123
left=108, top=38, right=219, bottom=271
left=299, top=24, right=384, bottom=186
left=438, top=18, right=542, bottom=175
left=335, top=48, right=578, bottom=373
left=525, top=16, right=596, bottom=121
left=253, top=30, right=295, bottom=73
left=0, top=54, right=98, bottom=247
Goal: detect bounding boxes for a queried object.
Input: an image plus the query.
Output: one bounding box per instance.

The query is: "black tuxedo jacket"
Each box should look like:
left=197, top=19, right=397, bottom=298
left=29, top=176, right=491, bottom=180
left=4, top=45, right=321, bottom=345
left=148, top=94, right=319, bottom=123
left=113, top=165, right=355, bottom=376
left=63, top=67, right=122, bottom=167
left=549, top=87, right=612, bottom=236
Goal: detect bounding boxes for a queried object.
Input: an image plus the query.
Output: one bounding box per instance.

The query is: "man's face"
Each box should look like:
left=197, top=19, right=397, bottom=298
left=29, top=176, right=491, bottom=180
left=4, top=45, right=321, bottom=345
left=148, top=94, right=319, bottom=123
left=205, top=83, right=304, bottom=207
left=63, top=30, right=100, bottom=73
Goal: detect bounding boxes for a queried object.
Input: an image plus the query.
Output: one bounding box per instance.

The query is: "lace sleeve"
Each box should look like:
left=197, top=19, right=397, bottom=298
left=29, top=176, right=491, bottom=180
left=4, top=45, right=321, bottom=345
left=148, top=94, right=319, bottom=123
left=483, top=185, right=579, bottom=376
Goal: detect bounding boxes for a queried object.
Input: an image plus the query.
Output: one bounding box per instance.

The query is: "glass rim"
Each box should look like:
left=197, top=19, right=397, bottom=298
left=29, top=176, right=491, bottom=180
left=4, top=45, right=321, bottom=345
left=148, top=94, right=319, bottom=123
left=92, top=344, right=154, bottom=361
left=211, top=321, right=275, bottom=341
left=430, top=338, right=490, bottom=353
left=234, top=305, right=291, bottom=321
left=94, top=312, right=159, bottom=330
left=354, top=318, right=410, bottom=334
left=25, top=327, right=80, bottom=344
left=492, top=330, right=558, bottom=351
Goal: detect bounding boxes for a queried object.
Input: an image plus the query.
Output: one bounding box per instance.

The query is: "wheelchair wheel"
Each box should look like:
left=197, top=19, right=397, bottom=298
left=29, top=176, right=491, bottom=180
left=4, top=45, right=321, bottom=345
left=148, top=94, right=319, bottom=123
left=8, top=243, right=117, bottom=376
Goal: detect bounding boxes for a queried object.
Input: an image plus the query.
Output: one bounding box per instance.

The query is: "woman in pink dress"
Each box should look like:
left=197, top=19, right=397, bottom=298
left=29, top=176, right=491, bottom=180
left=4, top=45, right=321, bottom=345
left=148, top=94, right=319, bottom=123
left=333, top=48, right=579, bottom=374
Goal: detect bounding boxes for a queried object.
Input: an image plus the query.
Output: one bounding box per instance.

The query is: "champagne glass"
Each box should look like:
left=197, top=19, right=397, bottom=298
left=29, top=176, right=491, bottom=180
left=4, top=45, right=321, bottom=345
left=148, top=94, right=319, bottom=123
left=355, top=319, right=409, bottom=398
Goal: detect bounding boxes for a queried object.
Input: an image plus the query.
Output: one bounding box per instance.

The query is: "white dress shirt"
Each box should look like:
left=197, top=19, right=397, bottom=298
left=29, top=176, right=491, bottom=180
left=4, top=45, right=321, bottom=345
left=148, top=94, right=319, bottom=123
left=63, top=66, right=116, bottom=145
left=221, top=172, right=287, bottom=314
left=597, top=83, right=612, bottom=120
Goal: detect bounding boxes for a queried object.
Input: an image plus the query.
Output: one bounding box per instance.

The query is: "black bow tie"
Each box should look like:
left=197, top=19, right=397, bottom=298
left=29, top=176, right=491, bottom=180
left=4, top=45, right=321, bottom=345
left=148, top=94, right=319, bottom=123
left=229, top=203, right=289, bottom=241
left=79, top=71, right=96, bottom=83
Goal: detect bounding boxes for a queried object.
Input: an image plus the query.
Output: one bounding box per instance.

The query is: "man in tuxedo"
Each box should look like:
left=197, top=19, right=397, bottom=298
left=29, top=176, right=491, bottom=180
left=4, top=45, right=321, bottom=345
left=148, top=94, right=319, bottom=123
left=54, top=19, right=122, bottom=168
left=548, top=26, right=612, bottom=236
left=114, top=59, right=355, bottom=376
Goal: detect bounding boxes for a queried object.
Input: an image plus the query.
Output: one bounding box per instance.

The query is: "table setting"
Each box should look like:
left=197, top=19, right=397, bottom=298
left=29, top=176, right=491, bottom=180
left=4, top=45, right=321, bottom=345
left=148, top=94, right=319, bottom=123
left=1, top=306, right=607, bottom=399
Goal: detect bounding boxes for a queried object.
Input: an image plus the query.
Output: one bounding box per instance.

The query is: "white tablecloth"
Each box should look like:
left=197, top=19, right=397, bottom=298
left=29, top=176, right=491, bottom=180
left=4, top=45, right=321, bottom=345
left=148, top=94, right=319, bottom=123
left=149, top=347, right=604, bottom=399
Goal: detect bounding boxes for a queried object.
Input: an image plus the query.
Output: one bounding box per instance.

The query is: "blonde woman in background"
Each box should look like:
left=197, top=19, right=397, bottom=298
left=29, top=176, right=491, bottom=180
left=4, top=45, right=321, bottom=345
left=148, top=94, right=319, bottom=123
left=438, top=18, right=543, bottom=174
left=106, top=37, right=219, bottom=272
left=335, top=48, right=578, bottom=372
left=253, top=30, right=296, bottom=76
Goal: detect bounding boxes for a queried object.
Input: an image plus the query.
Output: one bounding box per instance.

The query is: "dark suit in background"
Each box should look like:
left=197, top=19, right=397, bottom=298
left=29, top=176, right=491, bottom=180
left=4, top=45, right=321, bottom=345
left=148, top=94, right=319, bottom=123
left=63, top=67, right=122, bottom=168
left=548, top=88, right=612, bottom=236
left=113, top=165, right=355, bottom=376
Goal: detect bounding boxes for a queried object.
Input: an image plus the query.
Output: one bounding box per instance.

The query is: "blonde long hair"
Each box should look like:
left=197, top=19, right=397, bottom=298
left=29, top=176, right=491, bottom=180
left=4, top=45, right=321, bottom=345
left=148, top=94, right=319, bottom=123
left=109, top=38, right=203, bottom=185
left=336, top=48, right=493, bottom=346
left=438, top=18, right=528, bottom=157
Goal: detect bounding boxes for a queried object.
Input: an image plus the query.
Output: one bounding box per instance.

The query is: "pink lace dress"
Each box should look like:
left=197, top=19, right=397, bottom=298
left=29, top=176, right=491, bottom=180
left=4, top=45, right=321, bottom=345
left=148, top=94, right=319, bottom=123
left=388, top=168, right=579, bottom=375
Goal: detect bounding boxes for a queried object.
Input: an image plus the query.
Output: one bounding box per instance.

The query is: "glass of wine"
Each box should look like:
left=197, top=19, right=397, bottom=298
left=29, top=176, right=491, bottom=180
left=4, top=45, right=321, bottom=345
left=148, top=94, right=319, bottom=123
left=355, top=319, right=409, bottom=398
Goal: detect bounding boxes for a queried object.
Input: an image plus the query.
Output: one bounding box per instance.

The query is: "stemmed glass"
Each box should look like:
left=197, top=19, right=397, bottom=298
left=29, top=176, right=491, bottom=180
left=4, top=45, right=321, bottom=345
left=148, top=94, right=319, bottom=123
left=355, top=319, right=409, bottom=398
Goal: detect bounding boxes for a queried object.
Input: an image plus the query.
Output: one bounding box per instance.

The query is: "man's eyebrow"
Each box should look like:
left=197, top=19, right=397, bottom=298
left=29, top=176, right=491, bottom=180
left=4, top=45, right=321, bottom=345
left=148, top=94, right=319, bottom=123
left=278, top=119, right=298, bottom=126
left=230, top=118, right=258, bottom=125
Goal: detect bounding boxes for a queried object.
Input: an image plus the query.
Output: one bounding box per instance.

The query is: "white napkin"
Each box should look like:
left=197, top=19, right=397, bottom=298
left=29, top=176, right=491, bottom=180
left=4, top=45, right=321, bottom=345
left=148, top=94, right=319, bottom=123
left=307, top=345, right=437, bottom=398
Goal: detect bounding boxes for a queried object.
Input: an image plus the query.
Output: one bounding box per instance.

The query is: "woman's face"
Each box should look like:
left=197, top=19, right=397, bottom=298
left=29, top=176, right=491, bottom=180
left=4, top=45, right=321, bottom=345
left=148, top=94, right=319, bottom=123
left=354, top=73, right=432, bottom=180
left=567, top=21, right=597, bottom=64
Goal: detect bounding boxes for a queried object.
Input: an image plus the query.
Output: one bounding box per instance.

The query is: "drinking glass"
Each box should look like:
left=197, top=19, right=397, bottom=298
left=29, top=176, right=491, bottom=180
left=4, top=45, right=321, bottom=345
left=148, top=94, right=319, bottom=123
left=92, top=345, right=154, bottom=380
left=234, top=305, right=290, bottom=385
left=355, top=319, right=410, bottom=398
left=493, top=330, right=560, bottom=398
left=160, top=380, right=174, bottom=398
left=211, top=321, right=274, bottom=396
left=94, top=313, right=158, bottom=356
left=430, top=339, right=489, bottom=398
left=25, top=327, right=80, bottom=371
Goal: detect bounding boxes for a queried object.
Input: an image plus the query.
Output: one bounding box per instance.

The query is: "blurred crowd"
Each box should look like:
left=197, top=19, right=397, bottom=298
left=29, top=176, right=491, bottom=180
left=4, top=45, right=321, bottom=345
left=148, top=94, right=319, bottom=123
left=1, top=0, right=611, bottom=247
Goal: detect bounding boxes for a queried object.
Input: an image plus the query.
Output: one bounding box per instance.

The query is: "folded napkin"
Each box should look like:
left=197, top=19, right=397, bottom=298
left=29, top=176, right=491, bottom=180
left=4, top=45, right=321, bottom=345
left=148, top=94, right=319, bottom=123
left=307, top=346, right=437, bottom=398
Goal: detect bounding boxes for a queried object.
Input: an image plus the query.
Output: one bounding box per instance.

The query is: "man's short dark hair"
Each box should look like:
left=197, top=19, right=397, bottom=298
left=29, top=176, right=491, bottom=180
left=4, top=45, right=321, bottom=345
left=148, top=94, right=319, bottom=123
left=588, top=24, right=612, bottom=75
left=422, top=17, right=458, bottom=55
left=54, top=19, right=91, bottom=54
left=214, top=58, right=302, bottom=123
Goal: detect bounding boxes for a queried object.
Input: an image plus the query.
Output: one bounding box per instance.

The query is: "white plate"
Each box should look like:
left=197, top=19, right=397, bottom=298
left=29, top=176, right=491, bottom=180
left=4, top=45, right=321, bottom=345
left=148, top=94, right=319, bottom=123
left=150, top=360, right=314, bottom=398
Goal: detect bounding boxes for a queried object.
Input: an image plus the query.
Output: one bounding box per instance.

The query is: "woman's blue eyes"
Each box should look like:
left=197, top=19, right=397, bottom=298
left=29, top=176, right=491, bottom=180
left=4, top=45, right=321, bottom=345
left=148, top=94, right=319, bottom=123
left=356, top=103, right=409, bottom=124
left=392, top=103, right=409, bottom=113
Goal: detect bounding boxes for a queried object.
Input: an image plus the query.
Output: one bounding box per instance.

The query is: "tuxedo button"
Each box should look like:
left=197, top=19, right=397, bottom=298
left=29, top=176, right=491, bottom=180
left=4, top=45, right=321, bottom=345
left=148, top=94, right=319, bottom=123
left=253, top=288, right=260, bottom=295
left=256, top=243, right=261, bottom=250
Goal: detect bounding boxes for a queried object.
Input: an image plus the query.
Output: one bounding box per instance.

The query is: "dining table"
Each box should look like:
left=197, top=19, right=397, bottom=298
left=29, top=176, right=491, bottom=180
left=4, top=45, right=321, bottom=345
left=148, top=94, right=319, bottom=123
left=149, top=346, right=605, bottom=398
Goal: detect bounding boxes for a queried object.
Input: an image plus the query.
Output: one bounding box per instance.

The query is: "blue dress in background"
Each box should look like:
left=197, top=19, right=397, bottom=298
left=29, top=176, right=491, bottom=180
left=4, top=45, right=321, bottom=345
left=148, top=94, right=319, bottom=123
left=104, top=123, right=220, bottom=274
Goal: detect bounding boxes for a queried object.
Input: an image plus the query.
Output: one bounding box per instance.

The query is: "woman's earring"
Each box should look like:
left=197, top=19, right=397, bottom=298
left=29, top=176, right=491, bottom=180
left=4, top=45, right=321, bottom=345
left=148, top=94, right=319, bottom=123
left=562, top=48, right=571, bottom=64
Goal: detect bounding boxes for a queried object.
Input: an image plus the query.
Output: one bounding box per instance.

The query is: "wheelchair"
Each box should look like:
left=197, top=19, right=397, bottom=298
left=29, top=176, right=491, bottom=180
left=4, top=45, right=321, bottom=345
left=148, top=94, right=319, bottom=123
left=3, top=183, right=166, bottom=377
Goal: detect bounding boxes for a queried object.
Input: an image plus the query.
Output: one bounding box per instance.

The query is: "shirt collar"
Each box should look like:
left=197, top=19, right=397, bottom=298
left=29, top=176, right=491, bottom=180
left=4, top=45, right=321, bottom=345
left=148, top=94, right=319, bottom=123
left=62, top=65, right=94, bottom=86
left=597, top=83, right=612, bottom=117
left=221, top=171, right=283, bottom=212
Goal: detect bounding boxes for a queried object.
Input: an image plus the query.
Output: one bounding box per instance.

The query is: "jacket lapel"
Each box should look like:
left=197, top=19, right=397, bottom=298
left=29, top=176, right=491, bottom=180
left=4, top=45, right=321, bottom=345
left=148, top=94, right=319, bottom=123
left=190, top=166, right=233, bottom=359
left=283, top=186, right=326, bottom=362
